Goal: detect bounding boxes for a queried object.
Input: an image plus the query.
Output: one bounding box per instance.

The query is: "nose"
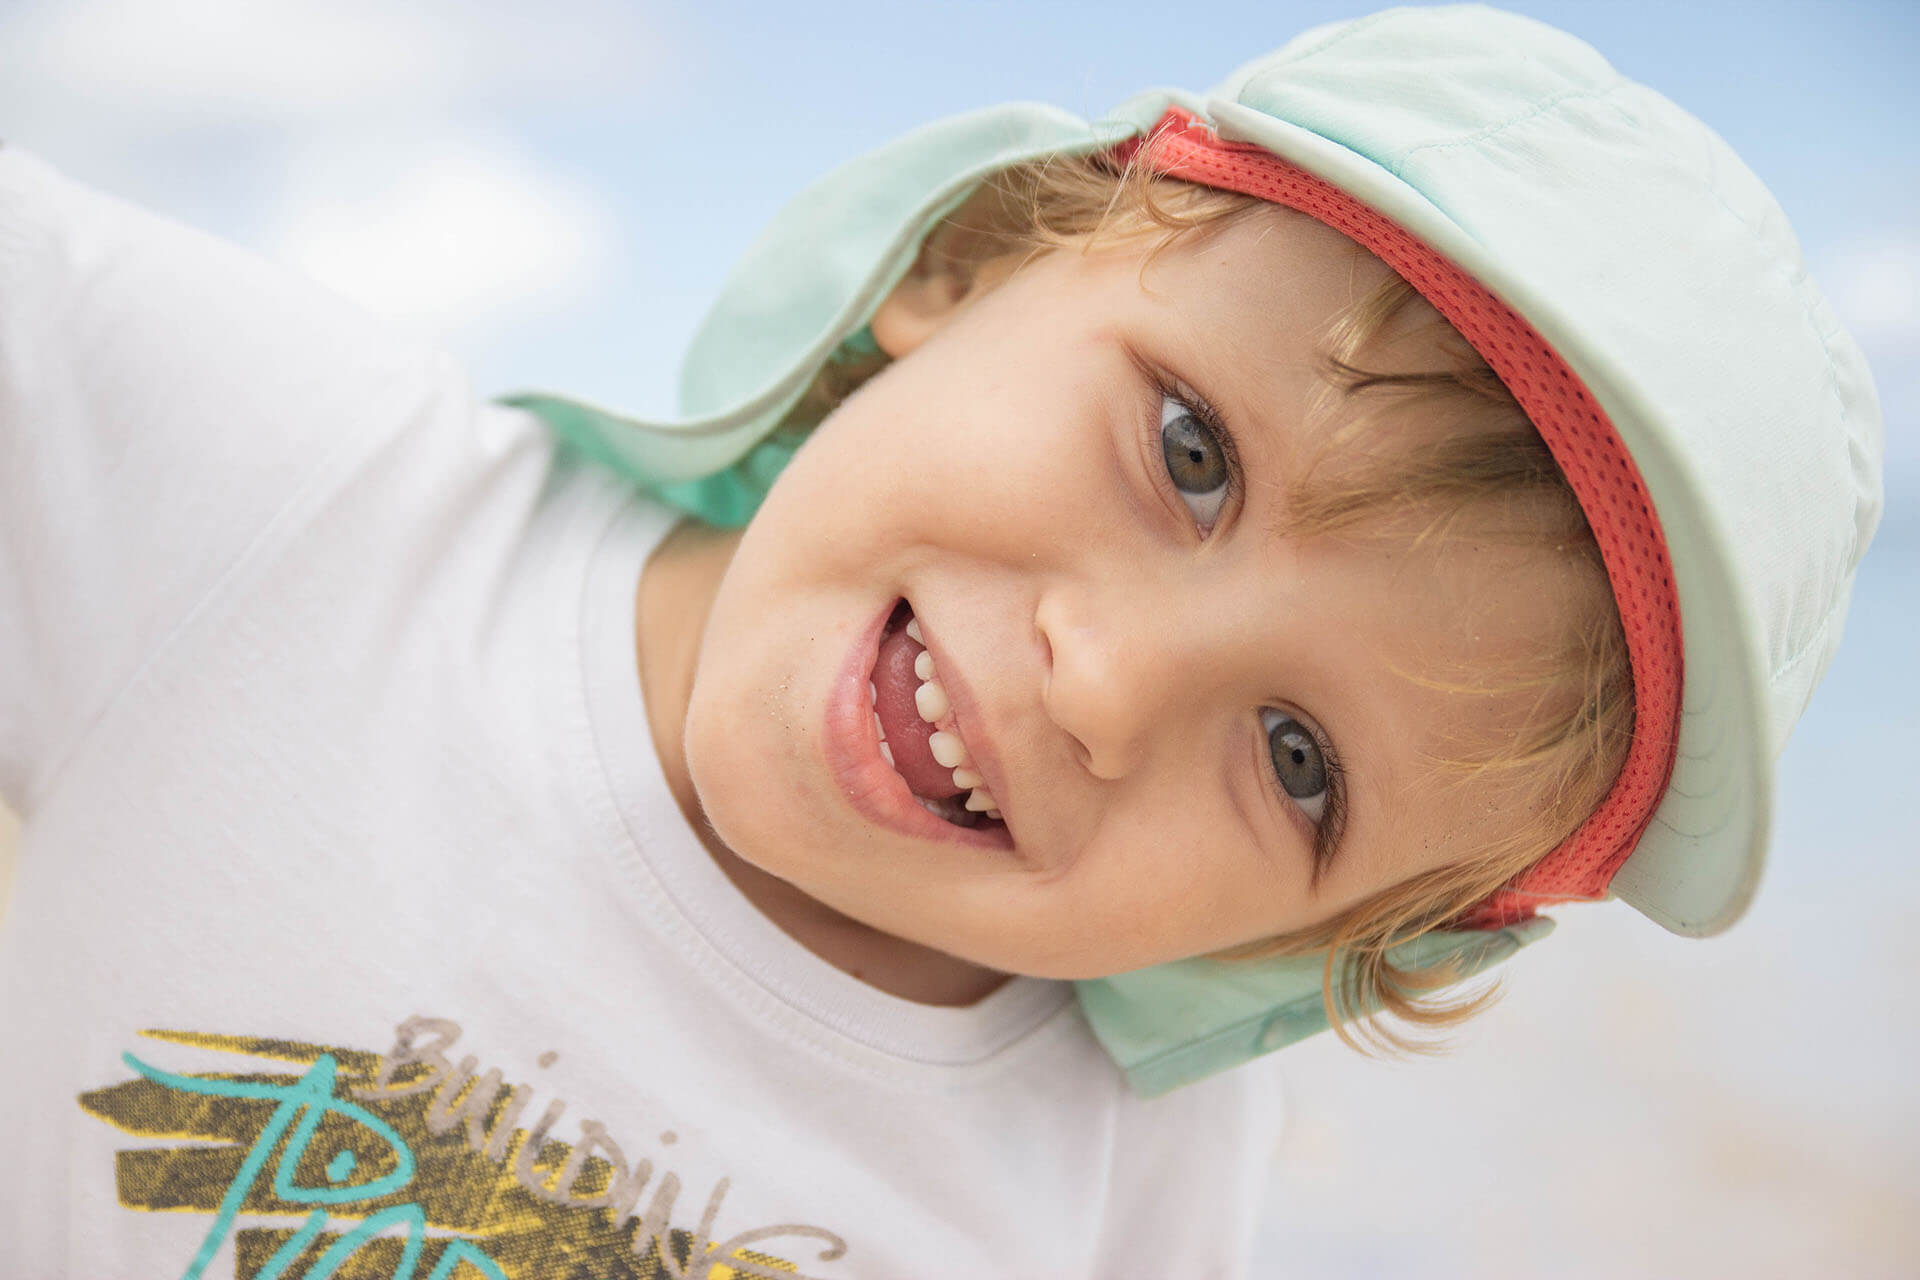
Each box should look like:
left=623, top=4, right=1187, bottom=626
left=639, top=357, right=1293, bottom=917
left=1036, top=590, right=1182, bottom=781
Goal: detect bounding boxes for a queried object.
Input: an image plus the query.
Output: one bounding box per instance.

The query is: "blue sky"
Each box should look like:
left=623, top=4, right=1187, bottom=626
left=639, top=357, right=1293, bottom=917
left=1, top=2, right=1914, bottom=1273
left=2, top=0, right=1913, bottom=500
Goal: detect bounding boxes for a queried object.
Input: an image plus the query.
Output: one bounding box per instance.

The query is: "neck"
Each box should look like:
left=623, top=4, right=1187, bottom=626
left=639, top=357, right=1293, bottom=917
left=634, top=518, right=1012, bottom=1008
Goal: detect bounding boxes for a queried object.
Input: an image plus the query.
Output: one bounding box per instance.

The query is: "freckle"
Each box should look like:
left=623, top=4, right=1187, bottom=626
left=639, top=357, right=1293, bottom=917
left=537, top=1051, right=558, bottom=1069
left=659, top=1131, right=678, bottom=1145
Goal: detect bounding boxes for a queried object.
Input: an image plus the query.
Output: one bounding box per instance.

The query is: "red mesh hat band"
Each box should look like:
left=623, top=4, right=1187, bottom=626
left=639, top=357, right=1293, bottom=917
left=1117, top=108, right=1684, bottom=928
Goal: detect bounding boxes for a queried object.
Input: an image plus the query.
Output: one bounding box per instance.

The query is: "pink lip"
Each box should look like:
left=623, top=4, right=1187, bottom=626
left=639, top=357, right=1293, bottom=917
left=824, top=599, right=1016, bottom=852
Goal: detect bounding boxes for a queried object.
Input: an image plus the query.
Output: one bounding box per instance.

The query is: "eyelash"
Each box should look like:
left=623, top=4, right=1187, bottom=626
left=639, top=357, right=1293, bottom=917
left=1304, top=745, right=1347, bottom=882
left=1136, top=357, right=1348, bottom=876
left=1141, top=366, right=1242, bottom=538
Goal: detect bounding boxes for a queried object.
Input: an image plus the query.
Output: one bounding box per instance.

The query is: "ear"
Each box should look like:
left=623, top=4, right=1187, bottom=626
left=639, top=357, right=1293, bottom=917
left=868, top=215, right=1012, bottom=358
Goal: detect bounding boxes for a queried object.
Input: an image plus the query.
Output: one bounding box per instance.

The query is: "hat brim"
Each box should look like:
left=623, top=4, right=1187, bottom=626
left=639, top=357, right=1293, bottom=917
left=1205, top=99, right=1774, bottom=937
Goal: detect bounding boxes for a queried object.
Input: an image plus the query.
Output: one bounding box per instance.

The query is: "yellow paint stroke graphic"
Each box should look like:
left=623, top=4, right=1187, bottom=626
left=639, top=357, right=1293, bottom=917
left=78, top=1024, right=846, bottom=1279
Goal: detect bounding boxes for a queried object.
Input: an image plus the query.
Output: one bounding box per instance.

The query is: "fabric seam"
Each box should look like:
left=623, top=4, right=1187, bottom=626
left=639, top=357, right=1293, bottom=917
left=1393, top=75, right=1631, bottom=176
left=23, top=377, right=422, bottom=816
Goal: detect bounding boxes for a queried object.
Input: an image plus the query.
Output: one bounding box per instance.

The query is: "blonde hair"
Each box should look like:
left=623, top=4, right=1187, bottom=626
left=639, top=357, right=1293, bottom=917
left=789, top=146, right=1635, bottom=1052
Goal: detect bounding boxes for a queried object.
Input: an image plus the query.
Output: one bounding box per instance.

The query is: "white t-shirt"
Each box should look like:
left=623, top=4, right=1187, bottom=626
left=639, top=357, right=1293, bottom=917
left=0, top=145, right=1285, bottom=1279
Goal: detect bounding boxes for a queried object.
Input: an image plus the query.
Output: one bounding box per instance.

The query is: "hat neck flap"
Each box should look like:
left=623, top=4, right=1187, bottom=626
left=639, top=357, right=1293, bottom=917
left=500, top=98, right=1183, bottom=525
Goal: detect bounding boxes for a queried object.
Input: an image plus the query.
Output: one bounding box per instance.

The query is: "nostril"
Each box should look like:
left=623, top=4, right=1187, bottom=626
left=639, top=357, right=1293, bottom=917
left=1036, top=626, right=1089, bottom=768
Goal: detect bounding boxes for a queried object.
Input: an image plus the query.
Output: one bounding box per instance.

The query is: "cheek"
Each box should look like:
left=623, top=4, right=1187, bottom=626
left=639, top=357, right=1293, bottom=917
left=842, top=331, right=1097, bottom=479
left=681, top=676, right=813, bottom=868
left=680, top=674, right=750, bottom=836
left=929, top=407, right=1120, bottom=551
left=1010, top=819, right=1294, bottom=969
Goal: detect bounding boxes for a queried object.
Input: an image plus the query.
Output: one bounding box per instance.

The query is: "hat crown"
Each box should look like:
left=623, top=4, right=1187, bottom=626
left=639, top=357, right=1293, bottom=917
left=1212, top=4, right=1882, bottom=760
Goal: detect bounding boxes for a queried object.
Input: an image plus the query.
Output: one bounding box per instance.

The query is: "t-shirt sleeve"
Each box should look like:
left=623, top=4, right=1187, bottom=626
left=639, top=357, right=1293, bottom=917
left=1088, top=1057, right=1288, bottom=1276
left=0, top=145, right=448, bottom=811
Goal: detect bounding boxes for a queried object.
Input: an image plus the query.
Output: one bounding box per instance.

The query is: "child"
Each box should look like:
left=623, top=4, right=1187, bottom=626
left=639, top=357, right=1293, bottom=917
left=0, top=4, right=1881, bottom=1277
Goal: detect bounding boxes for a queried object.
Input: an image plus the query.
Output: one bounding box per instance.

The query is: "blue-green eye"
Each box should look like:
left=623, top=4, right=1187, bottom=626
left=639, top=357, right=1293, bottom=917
left=1262, top=709, right=1329, bottom=824
left=1160, top=394, right=1230, bottom=531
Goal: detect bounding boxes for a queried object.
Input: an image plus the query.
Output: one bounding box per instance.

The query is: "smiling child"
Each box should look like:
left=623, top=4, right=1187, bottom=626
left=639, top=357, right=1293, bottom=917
left=647, top=192, right=1616, bottom=999
left=0, top=5, right=1882, bottom=1278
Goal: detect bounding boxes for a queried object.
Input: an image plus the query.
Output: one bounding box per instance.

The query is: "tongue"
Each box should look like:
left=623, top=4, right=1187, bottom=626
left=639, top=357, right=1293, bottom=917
left=872, top=625, right=964, bottom=800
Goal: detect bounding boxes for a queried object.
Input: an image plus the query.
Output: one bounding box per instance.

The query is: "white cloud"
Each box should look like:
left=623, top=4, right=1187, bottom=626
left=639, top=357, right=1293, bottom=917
left=0, top=0, right=660, bottom=125
left=265, top=132, right=616, bottom=344
left=4, top=0, right=459, bottom=122
left=0, top=0, right=647, bottom=354
left=1811, top=234, right=1920, bottom=499
left=1815, top=234, right=1920, bottom=350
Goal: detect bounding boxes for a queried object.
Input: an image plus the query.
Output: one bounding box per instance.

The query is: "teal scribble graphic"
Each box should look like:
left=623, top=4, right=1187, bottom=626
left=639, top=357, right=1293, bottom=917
left=122, top=1049, right=506, bottom=1280
left=80, top=1024, right=843, bottom=1279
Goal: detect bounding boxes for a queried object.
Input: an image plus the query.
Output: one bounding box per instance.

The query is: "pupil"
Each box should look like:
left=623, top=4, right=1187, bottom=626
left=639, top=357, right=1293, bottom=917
left=1162, top=412, right=1228, bottom=494
left=1269, top=717, right=1327, bottom=800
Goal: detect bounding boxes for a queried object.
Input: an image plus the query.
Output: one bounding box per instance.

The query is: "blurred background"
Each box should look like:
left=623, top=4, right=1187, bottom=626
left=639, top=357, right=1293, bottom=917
left=0, top=1, right=1913, bottom=1274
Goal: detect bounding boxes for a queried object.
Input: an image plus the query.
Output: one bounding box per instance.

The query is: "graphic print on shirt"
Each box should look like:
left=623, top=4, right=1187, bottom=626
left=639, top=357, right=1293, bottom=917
left=77, top=1019, right=849, bottom=1280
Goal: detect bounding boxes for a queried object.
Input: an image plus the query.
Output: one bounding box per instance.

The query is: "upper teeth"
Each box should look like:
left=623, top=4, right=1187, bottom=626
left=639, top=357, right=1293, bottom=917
left=927, top=730, right=967, bottom=768
left=914, top=680, right=950, bottom=723
left=876, top=622, right=1001, bottom=821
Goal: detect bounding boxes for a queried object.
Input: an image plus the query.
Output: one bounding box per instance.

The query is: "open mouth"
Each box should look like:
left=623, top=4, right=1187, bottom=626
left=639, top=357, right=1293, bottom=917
left=868, top=600, right=1008, bottom=836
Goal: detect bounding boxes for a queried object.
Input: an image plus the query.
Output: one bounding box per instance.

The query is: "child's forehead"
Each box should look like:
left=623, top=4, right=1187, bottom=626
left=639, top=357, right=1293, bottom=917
left=1142, top=207, right=1398, bottom=326
left=1113, top=215, right=1459, bottom=469
left=1080, top=214, right=1425, bottom=418
left=1027, top=199, right=1388, bottom=325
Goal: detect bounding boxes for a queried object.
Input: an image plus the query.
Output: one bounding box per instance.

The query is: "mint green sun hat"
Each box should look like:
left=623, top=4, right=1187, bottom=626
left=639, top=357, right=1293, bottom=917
left=503, top=4, right=1883, bottom=1095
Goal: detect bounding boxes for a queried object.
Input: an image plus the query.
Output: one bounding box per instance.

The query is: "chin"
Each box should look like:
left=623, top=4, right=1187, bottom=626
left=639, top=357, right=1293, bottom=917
left=679, top=695, right=760, bottom=847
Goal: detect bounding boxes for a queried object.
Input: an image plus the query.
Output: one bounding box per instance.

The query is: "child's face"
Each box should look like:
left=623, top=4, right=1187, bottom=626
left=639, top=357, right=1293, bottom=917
left=681, top=209, right=1577, bottom=981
